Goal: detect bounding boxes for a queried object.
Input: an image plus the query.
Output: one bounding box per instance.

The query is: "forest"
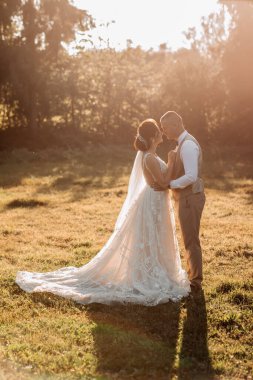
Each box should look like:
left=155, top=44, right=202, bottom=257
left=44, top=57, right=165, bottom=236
left=0, top=0, right=253, bottom=150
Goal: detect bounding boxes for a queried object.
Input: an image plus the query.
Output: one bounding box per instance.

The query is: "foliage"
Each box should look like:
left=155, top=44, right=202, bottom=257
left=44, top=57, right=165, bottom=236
left=0, top=1, right=253, bottom=147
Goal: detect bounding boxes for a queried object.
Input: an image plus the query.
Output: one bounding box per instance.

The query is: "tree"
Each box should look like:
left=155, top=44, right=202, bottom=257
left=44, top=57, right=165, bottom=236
left=0, top=0, right=95, bottom=130
left=221, top=0, right=253, bottom=142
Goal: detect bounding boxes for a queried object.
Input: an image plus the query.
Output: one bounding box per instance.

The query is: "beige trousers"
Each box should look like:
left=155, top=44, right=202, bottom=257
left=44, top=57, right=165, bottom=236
left=174, top=192, right=206, bottom=288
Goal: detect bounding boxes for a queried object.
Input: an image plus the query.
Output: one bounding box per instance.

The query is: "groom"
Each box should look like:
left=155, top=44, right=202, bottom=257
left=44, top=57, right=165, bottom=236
left=153, top=111, right=206, bottom=293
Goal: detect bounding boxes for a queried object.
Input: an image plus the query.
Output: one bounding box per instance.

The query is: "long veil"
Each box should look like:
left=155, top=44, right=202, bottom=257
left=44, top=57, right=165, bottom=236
left=114, top=150, right=146, bottom=230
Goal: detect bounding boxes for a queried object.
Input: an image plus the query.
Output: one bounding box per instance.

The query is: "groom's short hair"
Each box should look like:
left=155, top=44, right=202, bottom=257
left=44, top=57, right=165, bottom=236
left=160, top=111, right=183, bottom=127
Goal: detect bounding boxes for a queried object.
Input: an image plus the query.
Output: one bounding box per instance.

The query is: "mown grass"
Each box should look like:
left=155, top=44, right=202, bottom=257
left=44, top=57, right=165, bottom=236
left=0, top=144, right=252, bottom=380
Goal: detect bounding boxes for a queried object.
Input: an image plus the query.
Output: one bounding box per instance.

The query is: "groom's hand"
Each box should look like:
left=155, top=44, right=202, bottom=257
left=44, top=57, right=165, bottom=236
left=167, top=150, right=176, bottom=165
left=151, top=181, right=168, bottom=191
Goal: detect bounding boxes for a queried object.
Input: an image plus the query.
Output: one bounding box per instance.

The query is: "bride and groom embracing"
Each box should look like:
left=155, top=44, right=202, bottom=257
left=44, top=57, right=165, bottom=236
left=16, top=111, right=206, bottom=306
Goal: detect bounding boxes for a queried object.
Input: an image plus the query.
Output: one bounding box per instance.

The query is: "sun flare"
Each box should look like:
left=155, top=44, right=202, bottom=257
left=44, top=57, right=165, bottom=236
left=73, top=0, right=226, bottom=50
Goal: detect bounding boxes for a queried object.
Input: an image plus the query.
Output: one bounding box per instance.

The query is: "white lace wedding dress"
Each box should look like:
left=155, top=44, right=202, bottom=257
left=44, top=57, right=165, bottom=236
left=15, top=151, right=190, bottom=306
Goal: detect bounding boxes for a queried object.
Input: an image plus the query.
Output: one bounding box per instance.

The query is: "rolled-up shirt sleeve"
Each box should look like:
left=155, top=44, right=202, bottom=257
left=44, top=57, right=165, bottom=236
left=170, top=140, right=199, bottom=189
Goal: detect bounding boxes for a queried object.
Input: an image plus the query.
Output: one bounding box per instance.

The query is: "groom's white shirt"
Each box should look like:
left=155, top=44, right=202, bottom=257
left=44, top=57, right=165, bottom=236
left=169, top=130, right=199, bottom=189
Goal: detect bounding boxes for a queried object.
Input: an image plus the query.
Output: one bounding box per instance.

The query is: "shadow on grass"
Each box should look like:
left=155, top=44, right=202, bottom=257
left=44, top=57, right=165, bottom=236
left=0, top=146, right=134, bottom=202
left=83, top=301, right=182, bottom=378
left=14, top=282, right=181, bottom=378
left=10, top=279, right=215, bottom=379
left=5, top=198, right=48, bottom=209
left=202, top=146, right=252, bottom=193
left=79, top=293, right=214, bottom=379
left=0, top=146, right=252, bottom=205
left=178, top=290, right=215, bottom=380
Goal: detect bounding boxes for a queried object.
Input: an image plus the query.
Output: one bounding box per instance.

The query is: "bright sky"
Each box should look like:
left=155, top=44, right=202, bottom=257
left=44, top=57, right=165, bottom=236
left=73, top=0, right=226, bottom=51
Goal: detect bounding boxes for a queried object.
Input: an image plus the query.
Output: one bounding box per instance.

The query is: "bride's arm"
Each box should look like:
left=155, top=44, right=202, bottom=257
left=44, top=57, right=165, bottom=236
left=145, top=155, right=174, bottom=189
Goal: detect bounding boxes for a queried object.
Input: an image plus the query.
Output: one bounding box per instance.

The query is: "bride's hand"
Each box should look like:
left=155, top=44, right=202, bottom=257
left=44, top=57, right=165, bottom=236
left=151, top=181, right=168, bottom=192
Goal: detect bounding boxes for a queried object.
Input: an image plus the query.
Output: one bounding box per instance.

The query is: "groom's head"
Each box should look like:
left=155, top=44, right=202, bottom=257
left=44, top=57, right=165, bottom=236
left=160, top=111, right=184, bottom=140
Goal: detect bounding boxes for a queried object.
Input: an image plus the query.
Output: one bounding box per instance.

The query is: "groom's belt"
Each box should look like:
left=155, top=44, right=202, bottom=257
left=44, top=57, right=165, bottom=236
left=172, top=178, right=204, bottom=200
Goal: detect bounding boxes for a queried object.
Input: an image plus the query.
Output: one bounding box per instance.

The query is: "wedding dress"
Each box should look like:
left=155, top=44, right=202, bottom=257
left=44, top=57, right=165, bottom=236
left=15, top=151, right=190, bottom=306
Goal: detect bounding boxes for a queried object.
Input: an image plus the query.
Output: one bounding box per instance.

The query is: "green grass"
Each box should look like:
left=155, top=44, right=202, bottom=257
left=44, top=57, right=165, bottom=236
left=0, top=144, right=252, bottom=380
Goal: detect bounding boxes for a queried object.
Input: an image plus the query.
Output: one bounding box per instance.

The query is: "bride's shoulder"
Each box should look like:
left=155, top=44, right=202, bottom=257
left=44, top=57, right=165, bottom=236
left=144, top=153, right=160, bottom=169
left=144, top=152, right=157, bottom=162
left=145, top=153, right=164, bottom=162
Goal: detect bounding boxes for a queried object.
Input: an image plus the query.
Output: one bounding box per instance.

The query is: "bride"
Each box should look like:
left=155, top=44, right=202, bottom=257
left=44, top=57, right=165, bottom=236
left=15, top=119, right=190, bottom=306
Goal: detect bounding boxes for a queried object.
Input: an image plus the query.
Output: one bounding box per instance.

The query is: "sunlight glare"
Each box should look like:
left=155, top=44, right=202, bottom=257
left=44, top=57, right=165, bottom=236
left=72, top=0, right=225, bottom=51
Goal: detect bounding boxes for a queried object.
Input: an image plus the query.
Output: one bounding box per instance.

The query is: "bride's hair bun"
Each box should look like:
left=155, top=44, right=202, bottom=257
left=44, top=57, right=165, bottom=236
left=134, top=119, right=160, bottom=152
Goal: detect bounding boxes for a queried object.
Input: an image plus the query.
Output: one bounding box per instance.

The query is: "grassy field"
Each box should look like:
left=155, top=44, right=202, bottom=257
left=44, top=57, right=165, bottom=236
left=0, top=144, right=252, bottom=380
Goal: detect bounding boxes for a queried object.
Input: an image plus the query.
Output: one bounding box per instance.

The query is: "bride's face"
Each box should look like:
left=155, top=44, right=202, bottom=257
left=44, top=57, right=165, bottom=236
left=154, top=129, right=163, bottom=145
